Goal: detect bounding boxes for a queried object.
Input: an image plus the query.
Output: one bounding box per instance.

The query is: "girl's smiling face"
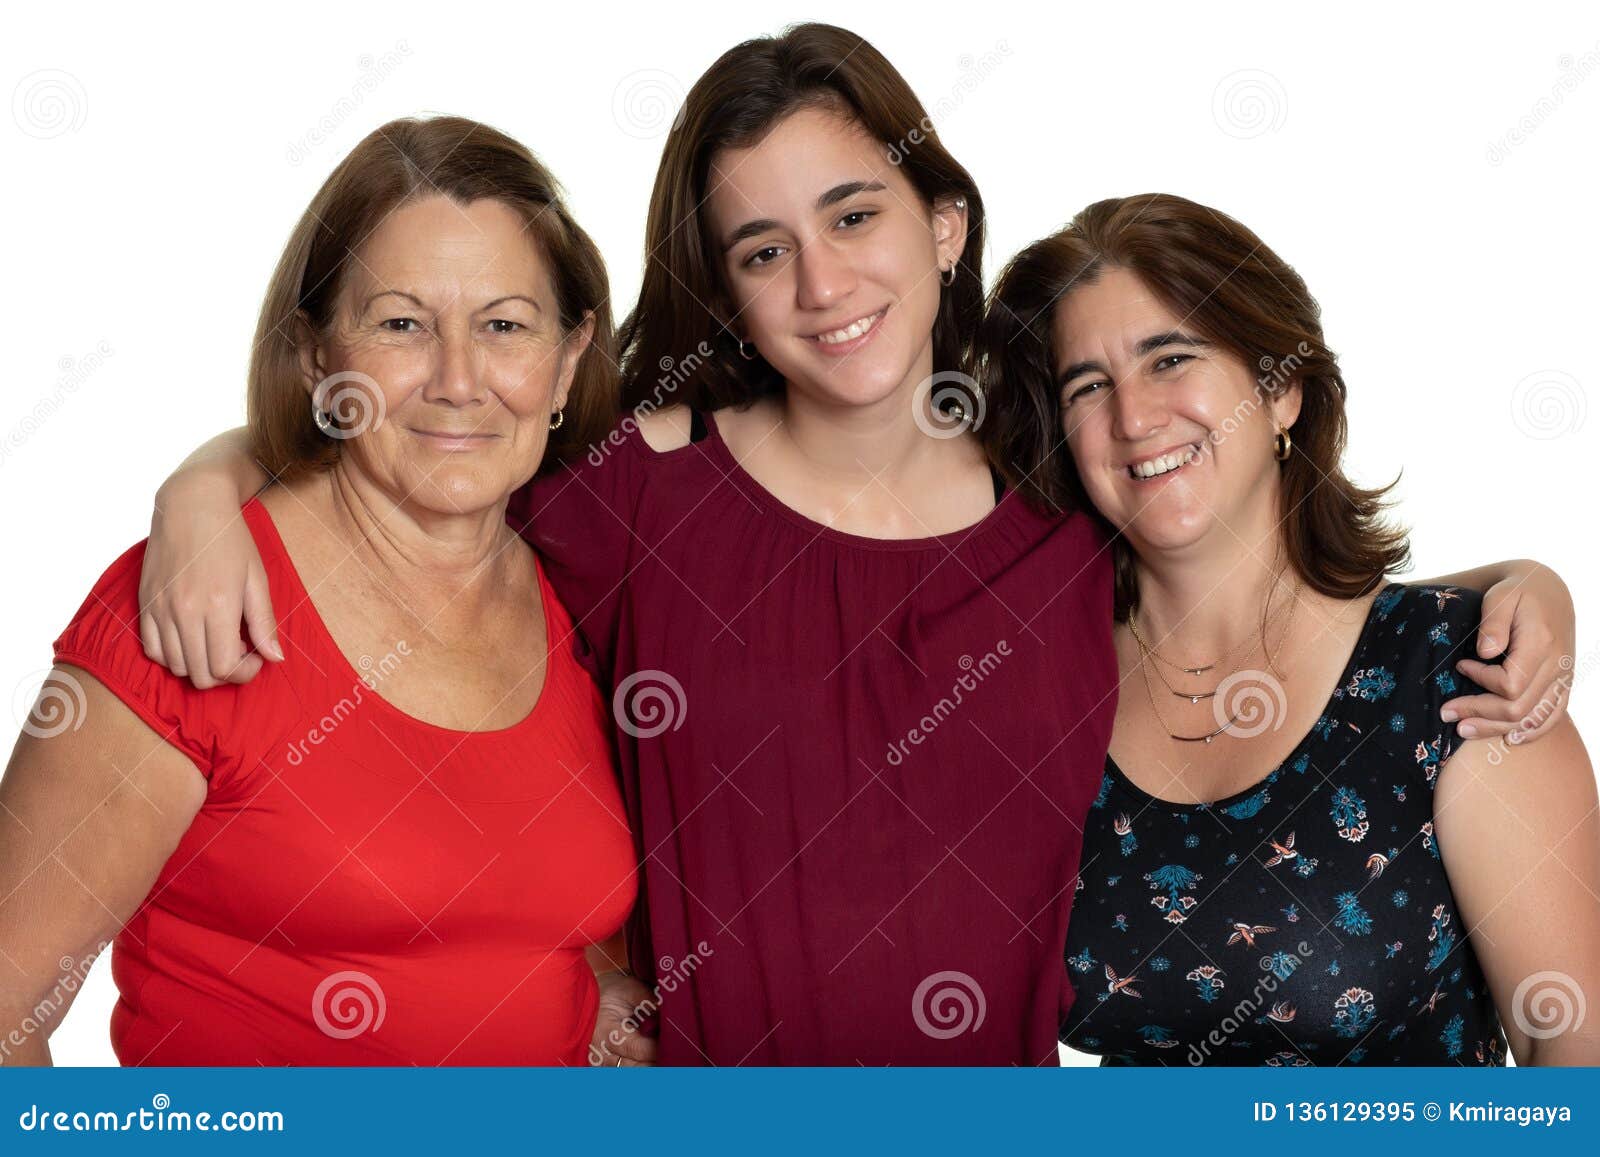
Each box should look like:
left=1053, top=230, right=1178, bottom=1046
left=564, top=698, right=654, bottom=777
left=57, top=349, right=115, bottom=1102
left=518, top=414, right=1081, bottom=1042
left=1053, top=266, right=1300, bottom=558
left=704, top=104, right=966, bottom=411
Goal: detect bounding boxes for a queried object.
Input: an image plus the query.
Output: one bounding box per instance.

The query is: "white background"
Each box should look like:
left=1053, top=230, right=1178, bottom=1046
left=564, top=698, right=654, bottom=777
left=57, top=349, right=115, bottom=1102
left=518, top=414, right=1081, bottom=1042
left=3, top=1, right=1596, bottom=1067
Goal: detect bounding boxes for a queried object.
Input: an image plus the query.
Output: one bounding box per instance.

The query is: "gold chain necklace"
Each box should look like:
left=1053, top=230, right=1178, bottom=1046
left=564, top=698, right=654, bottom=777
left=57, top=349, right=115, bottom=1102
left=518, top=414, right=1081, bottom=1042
left=1134, top=587, right=1297, bottom=702
left=1134, top=580, right=1300, bottom=743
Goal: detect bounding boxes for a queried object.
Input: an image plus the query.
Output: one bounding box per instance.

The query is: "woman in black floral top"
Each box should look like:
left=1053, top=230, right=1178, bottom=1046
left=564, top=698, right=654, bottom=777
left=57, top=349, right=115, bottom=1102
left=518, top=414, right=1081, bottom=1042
left=982, top=192, right=1600, bottom=1066
left=1062, top=583, right=1509, bottom=1065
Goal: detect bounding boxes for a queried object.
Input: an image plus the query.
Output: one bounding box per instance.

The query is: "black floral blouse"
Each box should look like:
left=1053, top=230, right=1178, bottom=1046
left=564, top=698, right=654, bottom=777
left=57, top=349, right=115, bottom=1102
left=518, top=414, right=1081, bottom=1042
left=1060, top=583, right=1510, bottom=1066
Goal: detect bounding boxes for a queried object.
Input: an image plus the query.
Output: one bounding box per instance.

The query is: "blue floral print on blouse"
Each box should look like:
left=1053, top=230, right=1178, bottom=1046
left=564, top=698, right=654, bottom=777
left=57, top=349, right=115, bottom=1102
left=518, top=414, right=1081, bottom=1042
left=1060, top=584, right=1509, bottom=1066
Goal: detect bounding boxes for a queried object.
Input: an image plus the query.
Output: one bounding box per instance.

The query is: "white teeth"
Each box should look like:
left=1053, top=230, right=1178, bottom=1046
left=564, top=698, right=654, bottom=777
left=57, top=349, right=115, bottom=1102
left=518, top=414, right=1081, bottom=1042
left=1129, top=444, right=1201, bottom=479
left=815, top=310, right=883, bottom=345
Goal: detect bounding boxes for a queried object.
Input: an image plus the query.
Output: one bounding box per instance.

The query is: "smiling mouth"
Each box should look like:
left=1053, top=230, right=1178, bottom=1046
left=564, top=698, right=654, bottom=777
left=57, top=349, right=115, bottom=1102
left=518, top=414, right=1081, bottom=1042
left=807, top=307, right=888, bottom=346
left=1126, top=442, right=1202, bottom=480
left=410, top=428, right=500, bottom=448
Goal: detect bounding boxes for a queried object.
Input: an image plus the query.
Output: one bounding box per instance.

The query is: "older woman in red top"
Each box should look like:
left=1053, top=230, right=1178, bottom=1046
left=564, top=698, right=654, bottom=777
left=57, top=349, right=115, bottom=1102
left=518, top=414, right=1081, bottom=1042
left=0, top=116, right=640, bottom=1066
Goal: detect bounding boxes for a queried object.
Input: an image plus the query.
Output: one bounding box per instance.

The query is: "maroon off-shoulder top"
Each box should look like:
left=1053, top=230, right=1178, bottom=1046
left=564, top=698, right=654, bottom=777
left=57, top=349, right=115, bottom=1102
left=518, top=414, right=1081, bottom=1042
left=506, top=410, right=1117, bottom=1065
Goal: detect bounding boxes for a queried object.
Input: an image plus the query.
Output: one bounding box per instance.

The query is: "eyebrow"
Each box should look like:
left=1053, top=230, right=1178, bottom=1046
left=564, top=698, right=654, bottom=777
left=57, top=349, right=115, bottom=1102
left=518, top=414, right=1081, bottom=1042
left=721, top=180, right=889, bottom=253
left=1056, top=331, right=1211, bottom=388
left=358, top=290, right=543, bottom=314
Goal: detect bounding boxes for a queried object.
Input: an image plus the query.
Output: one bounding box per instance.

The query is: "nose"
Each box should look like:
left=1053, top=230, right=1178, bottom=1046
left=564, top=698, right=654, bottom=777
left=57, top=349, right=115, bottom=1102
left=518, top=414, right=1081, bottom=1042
left=423, top=324, right=484, bottom=407
left=1110, top=376, right=1171, bottom=443
left=793, top=236, right=858, bottom=312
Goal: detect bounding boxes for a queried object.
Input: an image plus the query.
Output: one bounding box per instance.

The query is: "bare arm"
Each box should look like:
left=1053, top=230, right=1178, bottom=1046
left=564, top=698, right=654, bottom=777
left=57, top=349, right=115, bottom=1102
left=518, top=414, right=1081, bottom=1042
left=1435, top=718, right=1600, bottom=1064
left=1417, top=560, right=1575, bottom=742
left=140, top=428, right=279, bottom=689
left=0, top=670, right=207, bottom=1065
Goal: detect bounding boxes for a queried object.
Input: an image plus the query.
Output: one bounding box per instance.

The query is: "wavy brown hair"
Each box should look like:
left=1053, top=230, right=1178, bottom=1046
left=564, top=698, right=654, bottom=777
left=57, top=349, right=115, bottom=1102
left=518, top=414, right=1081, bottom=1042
left=978, top=192, right=1409, bottom=619
left=618, top=22, right=986, bottom=412
left=248, top=115, right=617, bottom=483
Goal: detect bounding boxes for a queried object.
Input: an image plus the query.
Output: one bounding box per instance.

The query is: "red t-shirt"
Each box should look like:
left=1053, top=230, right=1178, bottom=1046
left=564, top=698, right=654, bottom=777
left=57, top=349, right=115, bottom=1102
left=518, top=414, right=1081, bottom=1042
left=51, top=496, right=636, bottom=1066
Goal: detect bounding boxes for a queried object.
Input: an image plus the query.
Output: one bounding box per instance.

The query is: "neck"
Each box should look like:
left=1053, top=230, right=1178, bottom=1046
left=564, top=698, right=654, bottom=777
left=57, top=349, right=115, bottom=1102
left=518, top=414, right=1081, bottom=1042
left=309, top=461, right=519, bottom=623
left=1129, top=516, right=1296, bottom=666
left=777, top=343, right=971, bottom=487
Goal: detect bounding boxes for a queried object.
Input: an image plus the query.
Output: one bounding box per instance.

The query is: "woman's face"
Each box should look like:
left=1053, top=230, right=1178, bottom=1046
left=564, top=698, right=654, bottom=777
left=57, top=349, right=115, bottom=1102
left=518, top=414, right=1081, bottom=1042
left=305, top=194, right=589, bottom=514
left=704, top=104, right=965, bottom=411
left=1053, top=266, right=1300, bottom=558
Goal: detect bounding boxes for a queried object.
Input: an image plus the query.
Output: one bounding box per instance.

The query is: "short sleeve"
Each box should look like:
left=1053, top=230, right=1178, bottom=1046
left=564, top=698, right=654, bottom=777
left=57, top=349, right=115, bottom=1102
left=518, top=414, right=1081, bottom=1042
left=505, top=423, right=648, bottom=688
left=51, top=539, right=235, bottom=785
left=1367, top=583, right=1495, bottom=785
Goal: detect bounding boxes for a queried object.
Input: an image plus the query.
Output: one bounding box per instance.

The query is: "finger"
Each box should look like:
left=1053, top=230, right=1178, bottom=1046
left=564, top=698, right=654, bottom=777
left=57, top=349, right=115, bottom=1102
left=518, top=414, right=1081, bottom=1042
left=139, top=612, right=166, bottom=667
left=1451, top=658, right=1533, bottom=706
left=1441, top=690, right=1521, bottom=726
left=222, top=652, right=265, bottom=685
left=158, top=618, right=188, bottom=679
left=610, top=1032, right=657, bottom=1063
left=177, top=615, right=215, bottom=689
left=205, top=606, right=249, bottom=688
left=1454, top=716, right=1517, bottom=740
left=244, top=566, right=285, bottom=663
left=1475, top=587, right=1517, bottom=659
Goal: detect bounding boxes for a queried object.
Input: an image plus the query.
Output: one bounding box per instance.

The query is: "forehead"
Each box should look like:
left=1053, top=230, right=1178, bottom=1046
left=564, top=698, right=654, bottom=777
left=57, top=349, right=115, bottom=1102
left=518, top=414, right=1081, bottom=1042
left=1052, top=267, right=1179, bottom=355
left=350, top=195, right=552, bottom=299
left=703, top=104, right=903, bottom=229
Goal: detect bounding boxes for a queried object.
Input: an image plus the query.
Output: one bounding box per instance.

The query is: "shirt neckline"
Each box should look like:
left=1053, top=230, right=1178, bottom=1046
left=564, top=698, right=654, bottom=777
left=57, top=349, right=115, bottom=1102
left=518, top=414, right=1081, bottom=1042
left=240, top=494, right=559, bottom=740
left=684, top=407, right=1026, bottom=553
left=1105, top=582, right=1399, bottom=812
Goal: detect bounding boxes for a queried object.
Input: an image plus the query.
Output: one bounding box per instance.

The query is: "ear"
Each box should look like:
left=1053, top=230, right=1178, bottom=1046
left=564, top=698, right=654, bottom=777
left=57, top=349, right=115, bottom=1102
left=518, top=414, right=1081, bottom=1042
left=1271, top=376, right=1304, bottom=431
left=931, top=193, right=969, bottom=275
left=553, top=310, right=595, bottom=413
left=292, top=310, right=328, bottom=401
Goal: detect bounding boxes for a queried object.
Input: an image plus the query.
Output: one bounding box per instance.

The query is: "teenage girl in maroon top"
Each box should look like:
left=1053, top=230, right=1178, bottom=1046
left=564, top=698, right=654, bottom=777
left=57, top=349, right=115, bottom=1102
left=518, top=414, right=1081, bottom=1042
left=107, top=27, right=1569, bottom=1065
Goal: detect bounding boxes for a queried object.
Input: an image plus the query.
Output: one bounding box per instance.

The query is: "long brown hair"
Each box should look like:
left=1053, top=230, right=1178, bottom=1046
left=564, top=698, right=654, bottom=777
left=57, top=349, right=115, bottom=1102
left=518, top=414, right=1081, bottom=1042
left=618, top=22, right=986, bottom=413
left=978, top=192, right=1409, bottom=618
left=248, top=115, right=617, bottom=482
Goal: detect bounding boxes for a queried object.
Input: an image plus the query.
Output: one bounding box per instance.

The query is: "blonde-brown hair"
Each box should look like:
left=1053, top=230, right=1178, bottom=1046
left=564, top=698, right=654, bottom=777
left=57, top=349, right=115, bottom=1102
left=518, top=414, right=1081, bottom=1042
left=247, top=115, right=617, bottom=482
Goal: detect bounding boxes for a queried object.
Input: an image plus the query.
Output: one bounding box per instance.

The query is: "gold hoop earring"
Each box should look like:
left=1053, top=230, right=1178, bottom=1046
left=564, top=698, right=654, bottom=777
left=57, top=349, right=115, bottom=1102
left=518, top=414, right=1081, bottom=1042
left=549, top=408, right=565, bottom=431
left=1273, top=426, right=1292, bottom=461
left=940, top=264, right=956, bottom=287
